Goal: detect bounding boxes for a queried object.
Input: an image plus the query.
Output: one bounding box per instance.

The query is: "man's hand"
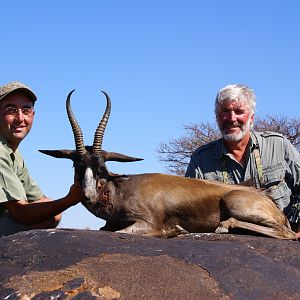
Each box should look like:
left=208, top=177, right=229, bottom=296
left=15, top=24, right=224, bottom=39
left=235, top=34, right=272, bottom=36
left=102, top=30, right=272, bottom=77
left=67, top=180, right=84, bottom=205
left=3, top=180, right=83, bottom=226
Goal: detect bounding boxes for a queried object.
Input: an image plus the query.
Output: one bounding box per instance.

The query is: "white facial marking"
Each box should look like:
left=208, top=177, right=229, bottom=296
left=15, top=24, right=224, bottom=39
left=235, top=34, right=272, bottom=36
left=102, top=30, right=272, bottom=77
left=83, top=167, right=98, bottom=203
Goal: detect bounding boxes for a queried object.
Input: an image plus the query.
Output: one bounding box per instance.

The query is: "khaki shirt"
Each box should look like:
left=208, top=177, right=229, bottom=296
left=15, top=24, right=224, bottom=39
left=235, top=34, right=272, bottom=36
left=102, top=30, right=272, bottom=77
left=0, top=135, right=43, bottom=215
left=185, top=131, right=300, bottom=215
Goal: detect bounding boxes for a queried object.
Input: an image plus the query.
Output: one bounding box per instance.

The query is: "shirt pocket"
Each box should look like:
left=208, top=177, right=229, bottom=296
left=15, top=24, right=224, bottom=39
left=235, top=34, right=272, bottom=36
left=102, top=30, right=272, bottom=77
left=263, top=162, right=285, bottom=187
left=204, top=172, right=223, bottom=182
left=204, top=171, right=224, bottom=183
left=267, top=180, right=291, bottom=211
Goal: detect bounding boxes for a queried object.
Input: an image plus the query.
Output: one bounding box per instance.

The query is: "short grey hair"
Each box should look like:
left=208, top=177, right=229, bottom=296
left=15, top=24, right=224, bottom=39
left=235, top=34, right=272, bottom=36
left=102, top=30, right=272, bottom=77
left=214, top=84, right=256, bottom=115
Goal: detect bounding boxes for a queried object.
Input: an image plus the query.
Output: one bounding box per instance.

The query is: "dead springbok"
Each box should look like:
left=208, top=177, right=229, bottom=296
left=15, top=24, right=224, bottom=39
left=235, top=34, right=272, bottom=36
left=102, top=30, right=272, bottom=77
left=40, top=90, right=298, bottom=240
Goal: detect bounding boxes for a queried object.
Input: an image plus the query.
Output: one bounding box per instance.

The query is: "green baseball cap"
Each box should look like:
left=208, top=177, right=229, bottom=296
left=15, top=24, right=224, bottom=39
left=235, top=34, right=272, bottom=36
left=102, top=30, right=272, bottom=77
left=0, top=81, right=37, bottom=103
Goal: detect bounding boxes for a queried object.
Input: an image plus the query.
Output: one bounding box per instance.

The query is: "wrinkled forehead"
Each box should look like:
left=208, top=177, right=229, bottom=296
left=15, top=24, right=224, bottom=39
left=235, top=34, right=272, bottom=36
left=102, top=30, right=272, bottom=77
left=218, top=99, right=251, bottom=111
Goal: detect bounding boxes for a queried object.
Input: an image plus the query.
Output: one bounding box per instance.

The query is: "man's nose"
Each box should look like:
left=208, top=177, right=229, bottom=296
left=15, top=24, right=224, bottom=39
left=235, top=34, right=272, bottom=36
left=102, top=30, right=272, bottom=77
left=15, top=109, right=25, bottom=121
left=227, top=111, right=237, bottom=121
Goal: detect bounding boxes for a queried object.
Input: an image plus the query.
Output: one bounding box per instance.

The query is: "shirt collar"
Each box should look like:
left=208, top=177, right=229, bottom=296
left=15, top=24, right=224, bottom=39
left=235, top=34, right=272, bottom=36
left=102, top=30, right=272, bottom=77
left=0, top=135, right=14, bottom=155
left=249, top=131, right=259, bottom=151
left=215, top=131, right=257, bottom=159
left=213, top=138, right=227, bottom=159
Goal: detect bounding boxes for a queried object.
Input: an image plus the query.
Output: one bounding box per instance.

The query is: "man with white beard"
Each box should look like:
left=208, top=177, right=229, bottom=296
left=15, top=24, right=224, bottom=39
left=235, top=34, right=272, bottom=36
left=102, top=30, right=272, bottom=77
left=185, top=84, right=300, bottom=233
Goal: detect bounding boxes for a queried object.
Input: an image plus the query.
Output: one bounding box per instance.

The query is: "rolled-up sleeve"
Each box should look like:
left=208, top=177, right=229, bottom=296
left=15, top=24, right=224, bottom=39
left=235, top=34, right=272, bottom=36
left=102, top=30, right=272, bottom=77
left=0, top=158, right=27, bottom=202
left=0, top=151, right=43, bottom=204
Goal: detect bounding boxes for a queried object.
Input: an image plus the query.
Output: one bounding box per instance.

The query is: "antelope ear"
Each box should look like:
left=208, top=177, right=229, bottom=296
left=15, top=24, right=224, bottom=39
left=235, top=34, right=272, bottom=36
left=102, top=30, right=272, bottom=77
left=39, top=149, right=76, bottom=160
left=100, top=150, right=143, bottom=162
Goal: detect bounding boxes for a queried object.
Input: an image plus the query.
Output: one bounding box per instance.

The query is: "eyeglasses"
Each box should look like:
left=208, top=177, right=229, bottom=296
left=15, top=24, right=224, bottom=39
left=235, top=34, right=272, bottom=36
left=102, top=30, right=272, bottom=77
left=4, top=106, right=34, bottom=118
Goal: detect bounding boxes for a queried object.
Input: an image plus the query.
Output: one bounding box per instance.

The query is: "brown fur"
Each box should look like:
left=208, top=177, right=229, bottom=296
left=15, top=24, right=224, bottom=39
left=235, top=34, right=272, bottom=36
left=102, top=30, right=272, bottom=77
left=91, top=172, right=297, bottom=240
left=39, top=146, right=298, bottom=240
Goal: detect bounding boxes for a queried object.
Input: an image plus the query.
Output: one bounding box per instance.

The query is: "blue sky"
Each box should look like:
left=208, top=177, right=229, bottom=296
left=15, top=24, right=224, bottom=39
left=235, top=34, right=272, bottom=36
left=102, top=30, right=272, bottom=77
left=1, top=1, right=299, bottom=229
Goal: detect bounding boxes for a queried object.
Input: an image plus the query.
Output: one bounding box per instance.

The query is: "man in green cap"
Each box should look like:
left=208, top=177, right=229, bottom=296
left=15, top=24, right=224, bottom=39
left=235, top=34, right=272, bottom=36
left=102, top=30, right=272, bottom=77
left=0, top=81, right=82, bottom=236
left=186, top=84, right=300, bottom=235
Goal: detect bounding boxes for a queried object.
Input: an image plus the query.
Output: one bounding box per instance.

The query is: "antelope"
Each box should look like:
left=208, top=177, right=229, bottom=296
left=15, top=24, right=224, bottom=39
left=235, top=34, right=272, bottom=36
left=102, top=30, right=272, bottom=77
left=39, top=90, right=298, bottom=240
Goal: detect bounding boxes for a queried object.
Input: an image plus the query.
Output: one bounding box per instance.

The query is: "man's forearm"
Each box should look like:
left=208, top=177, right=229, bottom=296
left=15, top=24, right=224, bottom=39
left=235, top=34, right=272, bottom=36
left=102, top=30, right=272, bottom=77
left=4, top=189, right=81, bottom=226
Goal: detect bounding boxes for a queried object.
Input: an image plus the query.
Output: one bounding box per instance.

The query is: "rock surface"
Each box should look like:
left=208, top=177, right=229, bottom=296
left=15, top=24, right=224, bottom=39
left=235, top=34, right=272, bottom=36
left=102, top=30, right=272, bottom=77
left=0, top=228, right=299, bottom=299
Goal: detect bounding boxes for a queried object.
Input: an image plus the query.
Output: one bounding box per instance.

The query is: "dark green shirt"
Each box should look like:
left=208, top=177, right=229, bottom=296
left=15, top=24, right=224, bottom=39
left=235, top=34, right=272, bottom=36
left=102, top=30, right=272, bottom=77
left=0, top=135, right=43, bottom=215
left=185, top=131, right=300, bottom=214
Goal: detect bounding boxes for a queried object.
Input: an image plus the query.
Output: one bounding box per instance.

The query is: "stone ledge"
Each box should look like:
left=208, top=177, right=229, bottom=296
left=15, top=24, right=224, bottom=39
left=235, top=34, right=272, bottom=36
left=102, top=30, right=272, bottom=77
left=0, top=229, right=299, bottom=299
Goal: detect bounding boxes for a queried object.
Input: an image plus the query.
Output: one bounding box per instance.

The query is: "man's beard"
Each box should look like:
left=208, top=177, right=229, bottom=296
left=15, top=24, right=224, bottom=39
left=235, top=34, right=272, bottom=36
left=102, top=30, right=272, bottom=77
left=218, top=117, right=252, bottom=142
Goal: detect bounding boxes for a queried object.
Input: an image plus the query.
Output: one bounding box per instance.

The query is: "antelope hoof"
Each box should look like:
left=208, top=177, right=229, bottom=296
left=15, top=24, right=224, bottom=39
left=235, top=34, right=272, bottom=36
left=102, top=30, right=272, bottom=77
left=215, top=226, right=229, bottom=234
left=175, top=225, right=189, bottom=235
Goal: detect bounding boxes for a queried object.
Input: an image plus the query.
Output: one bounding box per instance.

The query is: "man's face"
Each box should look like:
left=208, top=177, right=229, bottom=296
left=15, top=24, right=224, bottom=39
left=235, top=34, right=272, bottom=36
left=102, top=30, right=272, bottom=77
left=0, top=91, right=35, bottom=148
left=217, top=100, right=254, bottom=142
